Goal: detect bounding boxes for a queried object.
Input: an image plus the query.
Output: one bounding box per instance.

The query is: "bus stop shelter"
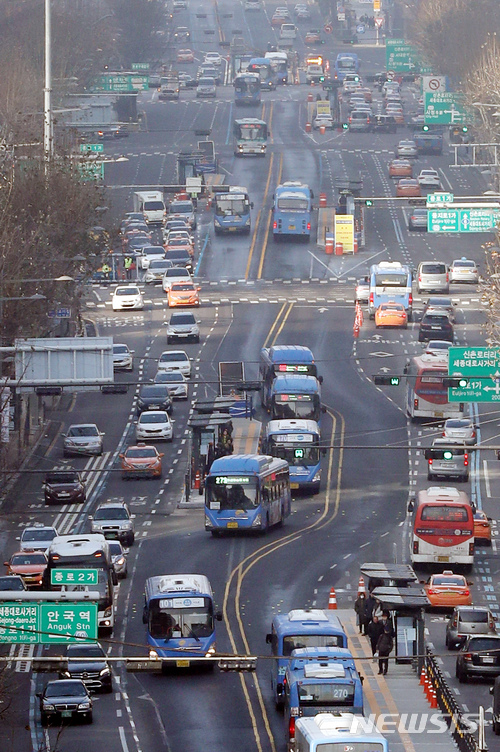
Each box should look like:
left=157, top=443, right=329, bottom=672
left=370, top=585, right=430, bottom=670
left=188, top=398, right=235, bottom=493
left=360, top=563, right=419, bottom=592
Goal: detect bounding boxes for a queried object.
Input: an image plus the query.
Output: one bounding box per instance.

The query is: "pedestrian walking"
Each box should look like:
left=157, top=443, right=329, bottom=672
left=376, top=611, right=394, bottom=675
left=363, top=591, right=377, bottom=627
left=124, top=256, right=133, bottom=279
left=367, top=615, right=384, bottom=656
left=354, top=592, right=367, bottom=634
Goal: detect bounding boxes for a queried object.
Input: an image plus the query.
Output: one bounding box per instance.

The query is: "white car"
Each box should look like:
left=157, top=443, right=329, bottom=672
left=157, top=350, right=191, bottom=377
left=313, top=114, right=334, bottom=130
left=443, top=418, right=477, bottom=446
left=135, top=411, right=173, bottom=442
left=163, top=228, right=194, bottom=245
left=112, top=285, right=144, bottom=311
left=418, top=169, right=440, bottom=188
left=449, top=257, right=479, bottom=284
left=20, top=524, right=59, bottom=552
left=144, top=259, right=173, bottom=285
left=162, top=268, right=193, bottom=292
left=137, top=245, right=165, bottom=270
left=204, top=52, right=222, bottom=67
left=112, top=344, right=134, bottom=371
left=153, top=370, right=189, bottom=399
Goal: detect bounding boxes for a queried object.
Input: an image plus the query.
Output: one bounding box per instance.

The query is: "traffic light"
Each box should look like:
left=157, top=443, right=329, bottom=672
left=364, top=199, right=374, bottom=207
left=422, top=124, right=430, bottom=132
left=442, top=377, right=468, bottom=388
left=342, top=123, right=348, bottom=130
left=373, top=375, right=400, bottom=386
left=462, top=126, right=468, bottom=133
left=294, top=448, right=305, bottom=459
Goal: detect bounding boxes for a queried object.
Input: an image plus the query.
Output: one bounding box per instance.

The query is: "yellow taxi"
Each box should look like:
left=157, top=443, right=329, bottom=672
left=167, top=282, right=201, bottom=308
left=388, top=159, right=413, bottom=179
left=424, top=571, right=472, bottom=608
left=374, top=302, right=407, bottom=329
left=396, top=178, right=421, bottom=197
left=120, top=444, right=164, bottom=479
left=474, top=511, right=492, bottom=545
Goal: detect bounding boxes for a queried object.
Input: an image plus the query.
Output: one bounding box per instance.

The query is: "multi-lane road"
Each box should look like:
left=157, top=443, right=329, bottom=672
left=1, top=1, right=500, bottom=751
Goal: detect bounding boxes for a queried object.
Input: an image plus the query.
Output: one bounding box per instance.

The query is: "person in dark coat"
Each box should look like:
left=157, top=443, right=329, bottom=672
left=363, top=593, right=377, bottom=628
left=367, top=614, right=384, bottom=656
left=376, top=621, right=394, bottom=675
left=354, top=592, right=367, bottom=634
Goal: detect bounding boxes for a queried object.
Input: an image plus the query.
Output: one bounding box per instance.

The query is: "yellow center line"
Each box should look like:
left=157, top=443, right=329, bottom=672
left=255, top=150, right=282, bottom=279
left=270, top=301, right=294, bottom=346
left=263, top=301, right=288, bottom=347
left=244, top=153, right=274, bottom=279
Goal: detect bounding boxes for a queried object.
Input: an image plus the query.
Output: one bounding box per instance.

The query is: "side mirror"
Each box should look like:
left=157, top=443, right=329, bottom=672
left=318, top=375, right=323, bottom=384
left=159, top=453, right=165, bottom=457
left=215, top=611, right=223, bottom=621
left=119, top=454, right=124, bottom=459
left=3, top=561, right=9, bottom=567
left=36, top=692, right=42, bottom=699
left=266, top=633, right=272, bottom=644
left=88, top=515, right=93, bottom=521
left=407, top=498, right=415, bottom=512
left=468, top=580, right=473, bottom=586
left=131, top=514, right=136, bottom=519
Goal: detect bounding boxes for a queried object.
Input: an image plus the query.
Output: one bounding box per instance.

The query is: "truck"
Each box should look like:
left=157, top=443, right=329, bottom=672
left=158, top=72, right=180, bottom=101
left=133, top=191, right=167, bottom=225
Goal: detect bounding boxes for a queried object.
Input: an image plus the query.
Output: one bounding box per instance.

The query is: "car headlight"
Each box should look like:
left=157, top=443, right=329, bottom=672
left=116, top=557, right=126, bottom=566
left=44, top=704, right=55, bottom=711
left=99, top=667, right=111, bottom=676
left=251, top=514, right=262, bottom=527
left=61, top=671, right=71, bottom=678
left=205, top=515, right=213, bottom=528
left=205, top=646, right=216, bottom=656
left=313, top=472, right=321, bottom=482
left=149, top=650, right=159, bottom=659
left=78, top=702, right=91, bottom=710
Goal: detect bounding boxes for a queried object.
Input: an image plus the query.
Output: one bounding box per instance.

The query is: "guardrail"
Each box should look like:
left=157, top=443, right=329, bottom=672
left=424, top=648, right=480, bottom=752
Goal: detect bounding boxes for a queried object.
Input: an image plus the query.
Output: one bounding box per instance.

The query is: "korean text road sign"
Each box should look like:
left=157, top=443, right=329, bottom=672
left=50, top=569, right=99, bottom=586
left=385, top=39, right=421, bottom=72
left=79, top=143, right=104, bottom=153
left=448, top=347, right=500, bottom=402
left=77, top=161, right=104, bottom=181
left=428, top=207, right=500, bottom=233
left=47, top=307, right=71, bottom=320
left=0, top=601, right=98, bottom=644
left=92, top=74, right=149, bottom=92
left=334, top=215, right=354, bottom=252
left=131, top=63, right=150, bottom=71
left=426, top=192, right=453, bottom=205
left=424, top=92, right=473, bottom=125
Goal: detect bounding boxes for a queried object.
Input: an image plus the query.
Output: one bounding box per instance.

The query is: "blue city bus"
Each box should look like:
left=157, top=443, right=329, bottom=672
left=204, top=454, right=291, bottom=535
left=266, top=609, right=348, bottom=707
left=260, top=345, right=319, bottom=410
left=247, top=58, right=276, bottom=89
left=273, top=181, right=313, bottom=240
left=285, top=647, right=364, bottom=748
left=233, top=118, right=268, bottom=156
left=213, top=185, right=253, bottom=235
left=295, top=713, right=389, bottom=752
left=142, top=574, right=222, bottom=666
left=234, top=72, right=261, bottom=105
left=262, top=419, right=322, bottom=493
left=368, top=261, right=413, bottom=320
left=269, top=375, right=322, bottom=423
left=265, top=51, right=288, bottom=84
left=334, top=52, right=359, bottom=82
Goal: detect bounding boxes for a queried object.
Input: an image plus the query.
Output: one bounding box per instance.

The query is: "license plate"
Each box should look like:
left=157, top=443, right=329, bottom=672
left=176, top=659, right=190, bottom=668
left=289, top=225, right=296, bottom=230
left=58, top=492, right=70, bottom=497
left=228, top=227, right=237, bottom=232
left=437, top=555, right=449, bottom=562
left=290, top=483, right=299, bottom=489
left=227, top=521, right=239, bottom=529
left=149, top=405, right=160, bottom=410
left=434, top=411, right=444, bottom=418
left=61, top=710, right=72, bottom=718
left=431, top=326, right=440, bottom=330
left=482, top=656, right=495, bottom=664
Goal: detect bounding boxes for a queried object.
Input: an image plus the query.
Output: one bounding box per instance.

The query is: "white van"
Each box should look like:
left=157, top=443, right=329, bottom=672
left=133, top=191, right=166, bottom=226
left=280, top=23, right=297, bottom=39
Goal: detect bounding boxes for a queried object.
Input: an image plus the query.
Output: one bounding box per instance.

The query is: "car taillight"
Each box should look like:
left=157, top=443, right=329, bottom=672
left=288, top=717, right=295, bottom=741
left=469, top=542, right=474, bottom=555
left=446, top=273, right=449, bottom=282
left=464, top=652, right=472, bottom=662
left=414, top=398, right=418, bottom=409
left=307, top=222, right=311, bottom=230
left=273, top=221, right=277, bottom=229
left=408, top=293, right=412, bottom=306
left=428, top=458, right=433, bottom=466
left=451, top=618, right=457, bottom=628
left=489, top=619, right=495, bottom=629
left=471, top=430, right=476, bottom=438
left=463, top=590, right=470, bottom=597
left=413, top=541, right=419, bottom=554
left=428, top=588, right=438, bottom=595
left=369, top=292, right=374, bottom=305
left=419, top=275, right=422, bottom=282
left=442, top=431, right=446, bottom=437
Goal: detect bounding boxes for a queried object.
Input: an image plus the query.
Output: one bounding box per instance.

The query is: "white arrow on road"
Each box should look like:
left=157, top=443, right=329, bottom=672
left=380, top=367, right=391, bottom=373
left=318, top=307, right=328, bottom=313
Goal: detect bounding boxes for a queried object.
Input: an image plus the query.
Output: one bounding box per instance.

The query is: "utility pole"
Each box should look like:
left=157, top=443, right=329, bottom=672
left=44, top=0, right=53, bottom=161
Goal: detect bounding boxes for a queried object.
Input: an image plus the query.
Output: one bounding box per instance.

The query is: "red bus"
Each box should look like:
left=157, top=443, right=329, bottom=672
left=410, top=487, right=474, bottom=569
left=405, top=353, right=464, bottom=421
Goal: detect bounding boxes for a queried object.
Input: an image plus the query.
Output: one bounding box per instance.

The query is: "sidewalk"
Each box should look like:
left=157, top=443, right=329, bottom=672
left=338, top=610, right=458, bottom=752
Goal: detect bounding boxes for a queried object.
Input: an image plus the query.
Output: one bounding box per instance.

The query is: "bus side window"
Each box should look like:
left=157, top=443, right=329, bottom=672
left=142, top=597, right=148, bottom=624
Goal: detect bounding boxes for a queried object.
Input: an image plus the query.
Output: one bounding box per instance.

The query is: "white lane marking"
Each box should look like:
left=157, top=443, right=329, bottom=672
left=119, top=727, right=130, bottom=752
left=484, top=459, right=491, bottom=498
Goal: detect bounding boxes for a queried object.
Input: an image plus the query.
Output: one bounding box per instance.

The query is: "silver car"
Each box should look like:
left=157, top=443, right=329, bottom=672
left=112, top=344, right=134, bottom=372
left=196, top=77, right=217, bottom=98
left=446, top=606, right=497, bottom=649
left=63, top=424, right=104, bottom=457
left=443, top=418, right=477, bottom=446
left=108, top=541, right=128, bottom=579
left=417, top=261, right=449, bottom=294
left=166, top=312, right=200, bottom=343
left=153, top=371, right=188, bottom=399
left=396, top=140, right=418, bottom=159
left=426, top=438, right=469, bottom=482
left=355, top=277, right=369, bottom=303
left=90, top=502, right=134, bottom=546
left=20, top=525, right=58, bottom=552
left=449, top=257, right=479, bottom=284
left=144, top=259, right=173, bottom=284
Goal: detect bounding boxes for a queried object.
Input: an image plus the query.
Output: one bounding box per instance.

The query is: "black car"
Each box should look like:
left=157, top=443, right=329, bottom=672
left=456, top=635, right=500, bottom=682
left=137, top=384, right=173, bottom=415
left=60, top=642, right=113, bottom=693
left=38, top=679, right=93, bottom=725
left=165, top=249, right=194, bottom=274
left=372, top=114, right=397, bottom=133
left=43, top=471, right=86, bottom=506
left=423, top=297, right=456, bottom=323
left=0, top=575, right=26, bottom=591
left=418, top=311, right=453, bottom=342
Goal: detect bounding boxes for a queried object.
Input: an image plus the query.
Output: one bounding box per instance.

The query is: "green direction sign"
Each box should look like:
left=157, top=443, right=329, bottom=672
left=0, top=602, right=98, bottom=644
left=427, top=192, right=453, bottom=205
left=77, top=161, right=104, bottom=181
left=79, top=143, right=104, bottom=153
left=93, top=74, right=149, bottom=92
left=51, top=569, right=99, bottom=586
left=448, top=347, right=500, bottom=402
left=424, top=92, right=473, bottom=124
left=386, top=39, right=422, bottom=72
left=131, top=63, right=150, bottom=71
left=428, top=207, right=500, bottom=232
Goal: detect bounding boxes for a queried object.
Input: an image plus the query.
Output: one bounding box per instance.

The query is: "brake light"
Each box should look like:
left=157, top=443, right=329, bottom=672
left=408, top=293, right=412, bottom=307
left=427, top=588, right=438, bottom=595
left=463, top=590, right=470, bottom=597
left=413, top=541, right=419, bottom=554
left=469, top=541, right=474, bottom=555
left=464, top=453, right=468, bottom=466
left=289, top=717, right=296, bottom=741
left=446, top=273, right=449, bottom=282
left=428, top=458, right=433, bottom=466
left=419, top=275, right=422, bottom=282
left=489, top=618, right=495, bottom=629
left=307, top=222, right=311, bottom=230
left=273, top=221, right=277, bottom=229
left=414, top=398, right=418, bottom=409
left=369, top=292, right=374, bottom=305
left=464, top=652, right=472, bottom=662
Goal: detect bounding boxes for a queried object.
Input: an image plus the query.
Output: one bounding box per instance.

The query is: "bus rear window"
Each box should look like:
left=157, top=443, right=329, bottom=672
left=277, top=198, right=309, bottom=210
left=374, top=274, right=407, bottom=287
left=420, top=505, right=469, bottom=522
left=283, top=634, right=344, bottom=655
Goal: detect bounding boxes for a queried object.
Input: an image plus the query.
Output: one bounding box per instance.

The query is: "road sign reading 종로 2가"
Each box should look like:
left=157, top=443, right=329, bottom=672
left=448, top=347, right=500, bottom=402
left=51, top=569, right=99, bottom=586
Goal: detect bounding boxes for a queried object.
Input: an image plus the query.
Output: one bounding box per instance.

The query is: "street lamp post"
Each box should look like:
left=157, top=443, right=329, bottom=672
left=44, top=0, right=53, bottom=161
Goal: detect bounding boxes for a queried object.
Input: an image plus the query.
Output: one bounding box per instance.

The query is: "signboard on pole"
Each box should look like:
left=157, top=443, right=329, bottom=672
left=373, top=0, right=381, bottom=10
left=50, top=569, right=99, bottom=586
left=448, top=347, right=500, bottom=402
left=424, top=92, right=473, bottom=124
left=426, top=192, right=453, bottom=205
left=79, top=143, right=104, bottom=153
left=334, top=215, right=354, bottom=253
left=428, top=207, right=500, bottom=233
left=131, top=63, right=150, bottom=71
left=385, top=39, right=420, bottom=72
left=92, top=74, right=149, bottom=92
left=422, top=75, right=447, bottom=93
left=0, top=601, right=98, bottom=643
left=77, top=161, right=104, bottom=181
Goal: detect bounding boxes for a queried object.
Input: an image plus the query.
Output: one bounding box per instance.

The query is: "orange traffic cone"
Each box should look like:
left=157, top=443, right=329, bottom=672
left=430, top=687, right=438, bottom=709
left=357, top=576, right=366, bottom=595
left=419, top=667, right=426, bottom=686
left=424, top=676, right=433, bottom=703
left=328, top=587, right=337, bottom=610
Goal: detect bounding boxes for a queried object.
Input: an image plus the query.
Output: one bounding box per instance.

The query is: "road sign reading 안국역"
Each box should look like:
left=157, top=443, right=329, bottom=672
left=448, top=347, right=500, bottom=402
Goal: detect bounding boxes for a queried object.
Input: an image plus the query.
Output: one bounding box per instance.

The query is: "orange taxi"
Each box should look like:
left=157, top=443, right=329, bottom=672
left=474, top=511, right=492, bottom=545
left=164, top=237, right=194, bottom=258
left=177, top=49, right=194, bottom=63
left=120, top=443, right=164, bottom=479
left=424, top=571, right=472, bottom=608
left=374, top=302, right=407, bottom=329
left=5, top=550, right=47, bottom=588
left=396, top=178, right=421, bottom=197
left=168, top=282, right=200, bottom=308
left=388, top=159, right=413, bottom=179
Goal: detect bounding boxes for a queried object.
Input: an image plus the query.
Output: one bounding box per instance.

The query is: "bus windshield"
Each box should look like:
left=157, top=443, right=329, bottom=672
left=238, top=125, right=265, bottom=141
left=337, top=59, right=356, bottom=70
left=215, top=198, right=247, bottom=216
left=277, top=197, right=309, bottom=211
left=298, top=684, right=355, bottom=705
left=149, top=598, right=213, bottom=640
left=206, top=476, right=259, bottom=509
left=272, top=394, right=316, bottom=420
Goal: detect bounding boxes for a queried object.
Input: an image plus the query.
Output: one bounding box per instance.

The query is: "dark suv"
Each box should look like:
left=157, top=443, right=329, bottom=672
left=43, top=471, right=86, bottom=506
left=372, top=114, right=397, bottom=133
left=456, top=635, right=500, bottom=682
left=60, top=642, right=113, bottom=693
left=418, top=311, right=453, bottom=342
